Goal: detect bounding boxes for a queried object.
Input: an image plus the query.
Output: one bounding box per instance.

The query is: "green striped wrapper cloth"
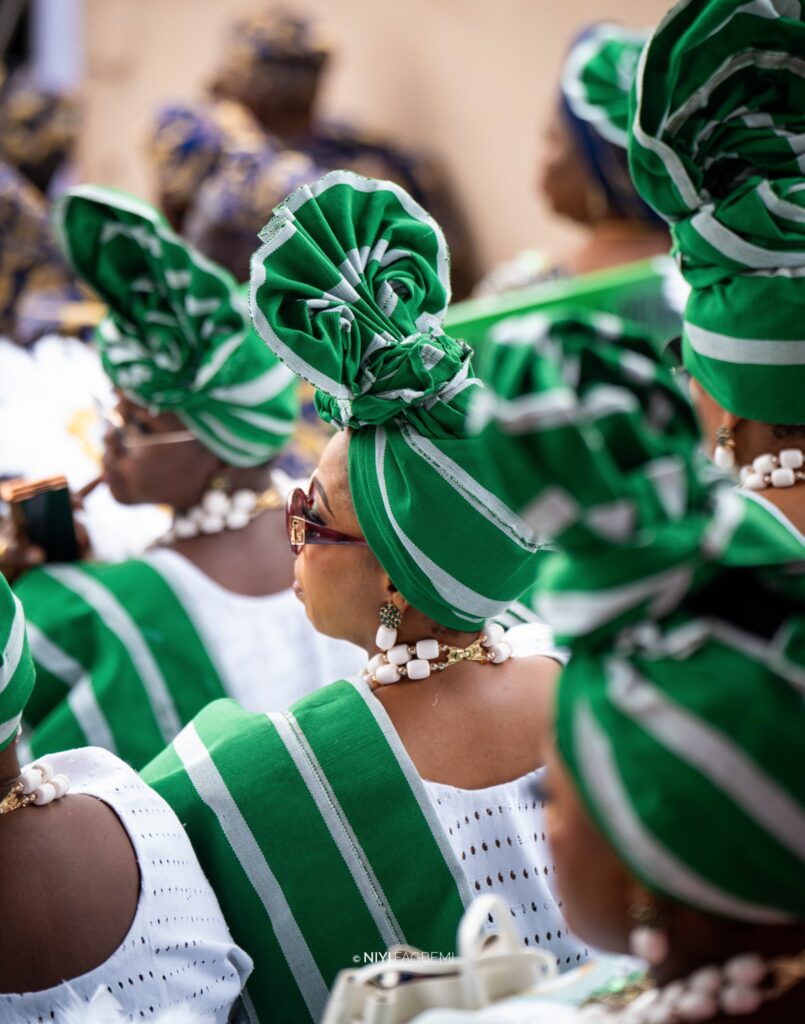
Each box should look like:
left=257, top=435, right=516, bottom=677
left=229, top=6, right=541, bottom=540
left=0, top=575, right=35, bottom=751
left=250, top=170, right=543, bottom=631
left=17, top=560, right=227, bottom=769
left=474, top=308, right=805, bottom=922
left=54, top=185, right=299, bottom=466
left=142, top=679, right=471, bottom=1023
left=628, top=0, right=805, bottom=424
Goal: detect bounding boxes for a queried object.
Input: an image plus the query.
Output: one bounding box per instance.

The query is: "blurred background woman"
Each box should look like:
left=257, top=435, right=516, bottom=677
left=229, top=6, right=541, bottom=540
left=12, top=185, right=360, bottom=769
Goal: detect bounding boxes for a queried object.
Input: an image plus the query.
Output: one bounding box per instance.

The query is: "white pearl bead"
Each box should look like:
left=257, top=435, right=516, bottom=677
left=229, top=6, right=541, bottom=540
left=629, top=926, right=669, bottom=965
left=724, top=954, right=766, bottom=987
left=200, top=514, right=226, bottom=534
left=190, top=506, right=207, bottom=525
left=688, top=966, right=721, bottom=994
left=50, top=774, right=70, bottom=798
left=33, top=782, right=57, bottom=805
left=415, top=638, right=440, bottom=661
left=374, top=662, right=401, bottom=685
left=406, top=659, right=431, bottom=680
left=644, top=1004, right=673, bottom=1024
left=770, top=466, right=795, bottom=488
left=225, top=510, right=251, bottom=530
left=173, top=516, right=198, bottom=539
left=32, top=761, right=54, bottom=783
left=742, top=472, right=767, bottom=491
left=713, top=444, right=736, bottom=470
left=202, top=490, right=230, bottom=516
left=19, top=767, right=44, bottom=794
left=232, top=489, right=258, bottom=512
left=387, top=644, right=412, bottom=666
left=482, top=623, right=505, bottom=647
left=366, top=654, right=385, bottom=674
left=738, top=465, right=753, bottom=485
left=720, top=984, right=762, bottom=1015
left=489, top=641, right=512, bottom=664
left=675, top=990, right=717, bottom=1021
left=376, top=625, right=397, bottom=651
left=752, top=453, right=776, bottom=476
left=779, top=448, right=804, bottom=470
left=659, top=980, right=686, bottom=1006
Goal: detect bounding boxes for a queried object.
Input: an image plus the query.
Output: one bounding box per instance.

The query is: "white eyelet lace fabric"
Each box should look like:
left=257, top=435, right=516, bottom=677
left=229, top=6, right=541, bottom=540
left=0, top=746, right=252, bottom=1022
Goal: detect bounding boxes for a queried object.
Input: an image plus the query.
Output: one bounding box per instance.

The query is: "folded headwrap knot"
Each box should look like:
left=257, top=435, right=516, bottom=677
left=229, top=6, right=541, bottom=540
left=56, top=185, right=298, bottom=467
left=251, top=171, right=468, bottom=432
left=629, top=0, right=805, bottom=422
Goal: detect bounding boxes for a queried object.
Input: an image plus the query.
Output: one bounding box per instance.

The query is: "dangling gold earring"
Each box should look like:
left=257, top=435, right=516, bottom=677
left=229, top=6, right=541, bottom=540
left=627, top=896, right=669, bottom=966
left=714, top=425, right=737, bottom=471
left=376, top=601, right=402, bottom=652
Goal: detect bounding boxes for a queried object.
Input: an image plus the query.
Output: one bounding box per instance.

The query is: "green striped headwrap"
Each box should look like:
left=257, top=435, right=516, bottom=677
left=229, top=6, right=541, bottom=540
left=55, top=185, right=299, bottom=467
left=250, top=171, right=542, bottom=630
left=476, top=309, right=805, bottom=922
left=562, top=23, right=649, bottom=149
left=628, top=0, right=805, bottom=424
left=0, top=575, right=35, bottom=751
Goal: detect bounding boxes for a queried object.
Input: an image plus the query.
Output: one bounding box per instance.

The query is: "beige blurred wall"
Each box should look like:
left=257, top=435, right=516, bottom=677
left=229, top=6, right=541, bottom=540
left=81, top=0, right=671, bottom=276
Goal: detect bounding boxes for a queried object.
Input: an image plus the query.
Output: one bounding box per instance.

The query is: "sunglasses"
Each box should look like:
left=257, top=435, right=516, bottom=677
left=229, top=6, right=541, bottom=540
left=285, top=486, right=369, bottom=556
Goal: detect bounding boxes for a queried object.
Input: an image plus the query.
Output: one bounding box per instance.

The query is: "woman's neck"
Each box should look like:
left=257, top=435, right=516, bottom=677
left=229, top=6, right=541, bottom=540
left=569, top=219, right=670, bottom=275
left=0, top=743, right=21, bottom=797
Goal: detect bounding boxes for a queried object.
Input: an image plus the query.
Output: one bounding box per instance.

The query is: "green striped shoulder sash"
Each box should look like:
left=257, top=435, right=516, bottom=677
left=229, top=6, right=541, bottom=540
left=142, top=678, right=472, bottom=1023
left=16, top=558, right=227, bottom=768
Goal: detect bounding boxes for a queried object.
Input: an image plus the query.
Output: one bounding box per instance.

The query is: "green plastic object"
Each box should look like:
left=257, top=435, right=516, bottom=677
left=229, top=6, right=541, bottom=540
left=445, top=256, right=682, bottom=353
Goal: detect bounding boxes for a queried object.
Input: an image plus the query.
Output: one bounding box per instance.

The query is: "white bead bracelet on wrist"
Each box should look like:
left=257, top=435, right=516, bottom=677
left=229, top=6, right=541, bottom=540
left=740, top=448, right=804, bottom=491
left=0, top=758, right=69, bottom=816
left=362, top=621, right=512, bottom=690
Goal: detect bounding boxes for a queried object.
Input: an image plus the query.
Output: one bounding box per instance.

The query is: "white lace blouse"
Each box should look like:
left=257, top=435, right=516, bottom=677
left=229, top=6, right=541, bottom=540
left=0, top=746, right=252, bottom=1022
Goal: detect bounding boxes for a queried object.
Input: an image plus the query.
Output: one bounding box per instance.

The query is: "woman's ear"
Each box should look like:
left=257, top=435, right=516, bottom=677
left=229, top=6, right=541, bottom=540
left=385, top=579, right=409, bottom=617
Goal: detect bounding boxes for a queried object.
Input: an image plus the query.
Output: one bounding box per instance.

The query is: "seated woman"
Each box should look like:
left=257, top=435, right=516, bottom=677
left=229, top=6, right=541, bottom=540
left=207, top=4, right=480, bottom=297
left=0, top=573, right=252, bottom=1020
left=376, top=294, right=803, bottom=1023
left=142, top=171, right=600, bottom=1022
left=475, top=23, right=670, bottom=298
left=627, top=0, right=805, bottom=537
left=0, top=159, right=84, bottom=346
left=12, top=186, right=361, bottom=769
left=144, top=99, right=266, bottom=233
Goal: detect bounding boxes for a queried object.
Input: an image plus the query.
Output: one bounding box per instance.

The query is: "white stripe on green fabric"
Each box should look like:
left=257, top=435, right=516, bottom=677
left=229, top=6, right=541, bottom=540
left=67, top=680, right=117, bottom=754
left=250, top=254, right=353, bottom=400
left=535, top=565, right=694, bottom=635
left=630, top=9, right=702, bottom=212
left=0, top=593, right=25, bottom=695
left=26, top=623, right=84, bottom=688
left=172, top=721, right=330, bottom=1021
left=374, top=430, right=507, bottom=621
left=194, top=331, right=249, bottom=390
left=690, top=208, right=805, bottom=269
left=269, top=709, right=406, bottom=948
left=181, top=412, right=269, bottom=467
left=758, top=180, right=805, bottom=224
left=25, top=622, right=116, bottom=750
left=42, top=565, right=181, bottom=743
left=348, top=677, right=474, bottom=910
left=686, top=323, right=805, bottom=365
left=575, top=700, right=794, bottom=923
left=209, top=361, right=295, bottom=406
left=738, top=490, right=805, bottom=547
left=282, top=170, right=450, bottom=302
left=701, top=488, right=747, bottom=558
left=607, top=658, right=805, bottom=862
left=560, top=24, right=648, bottom=148
left=398, top=424, right=541, bottom=553
left=228, top=405, right=297, bottom=436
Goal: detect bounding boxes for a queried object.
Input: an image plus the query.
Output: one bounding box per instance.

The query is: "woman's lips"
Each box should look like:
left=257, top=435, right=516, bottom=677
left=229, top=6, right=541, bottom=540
left=292, top=580, right=304, bottom=601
